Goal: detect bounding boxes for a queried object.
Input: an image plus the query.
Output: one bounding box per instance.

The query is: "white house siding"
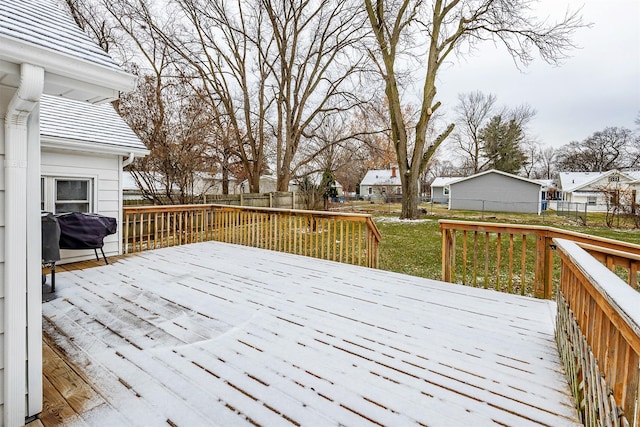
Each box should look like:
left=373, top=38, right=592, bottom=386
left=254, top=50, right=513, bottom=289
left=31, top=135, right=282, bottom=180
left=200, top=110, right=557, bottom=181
left=431, top=186, right=448, bottom=204
left=450, top=173, right=541, bottom=214
left=0, top=86, right=11, bottom=420
left=41, top=149, right=121, bottom=263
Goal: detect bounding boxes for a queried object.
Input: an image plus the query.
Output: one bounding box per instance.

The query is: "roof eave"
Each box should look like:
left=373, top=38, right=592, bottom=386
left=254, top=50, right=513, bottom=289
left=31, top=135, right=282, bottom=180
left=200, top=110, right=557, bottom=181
left=0, top=36, right=136, bottom=102
left=41, top=136, right=149, bottom=157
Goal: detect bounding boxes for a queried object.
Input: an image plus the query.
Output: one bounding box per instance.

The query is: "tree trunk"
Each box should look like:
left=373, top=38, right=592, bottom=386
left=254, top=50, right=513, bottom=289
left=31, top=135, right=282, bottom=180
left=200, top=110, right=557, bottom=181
left=277, top=169, right=291, bottom=192
left=400, top=172, right=420, bottom=219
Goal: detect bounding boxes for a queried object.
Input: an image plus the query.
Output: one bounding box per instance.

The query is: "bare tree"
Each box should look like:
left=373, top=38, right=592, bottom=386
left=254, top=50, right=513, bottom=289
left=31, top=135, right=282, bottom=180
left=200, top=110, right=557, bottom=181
left=537, top=145, right=556, bottom=179
left=454, top=92, right=536, bottom=175
left=521, top=139, right=542, bottom=178
left=363, top=0, right=584, bottom=218
left=137, top=0, right=368, bottom=194
left=555, top=127, right=635, bottom=172
left=453, top=91, right=496, bottom=174
left=64, top=0, right=221, bottom=204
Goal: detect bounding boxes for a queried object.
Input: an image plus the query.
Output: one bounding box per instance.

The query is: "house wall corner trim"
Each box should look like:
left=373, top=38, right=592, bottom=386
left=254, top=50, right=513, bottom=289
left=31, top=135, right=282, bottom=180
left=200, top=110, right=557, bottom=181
left=4, top=62, right=44, bottom=427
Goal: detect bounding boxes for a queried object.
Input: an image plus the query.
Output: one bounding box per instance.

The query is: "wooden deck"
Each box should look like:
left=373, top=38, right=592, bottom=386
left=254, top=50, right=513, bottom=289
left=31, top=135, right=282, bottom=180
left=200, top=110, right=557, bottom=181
left=39, top=241, right=580, bottom=426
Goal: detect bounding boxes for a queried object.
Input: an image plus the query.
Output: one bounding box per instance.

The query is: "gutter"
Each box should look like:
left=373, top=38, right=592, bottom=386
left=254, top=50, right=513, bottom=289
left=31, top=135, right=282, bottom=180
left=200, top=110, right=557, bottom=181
left=0, top=36, right=136, bottom=95
left=4, top=63, right=44, bottom=427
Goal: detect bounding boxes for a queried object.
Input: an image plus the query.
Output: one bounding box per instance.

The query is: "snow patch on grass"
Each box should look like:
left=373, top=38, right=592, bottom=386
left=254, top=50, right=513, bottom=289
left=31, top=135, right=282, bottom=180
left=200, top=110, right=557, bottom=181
left=374, top=216, right=435, bottom=224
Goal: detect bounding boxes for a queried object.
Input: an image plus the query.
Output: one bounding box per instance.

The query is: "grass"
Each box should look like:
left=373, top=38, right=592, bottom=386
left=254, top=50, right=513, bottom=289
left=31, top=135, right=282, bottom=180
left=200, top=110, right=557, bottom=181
left=335, top=201, right=640, bottom=282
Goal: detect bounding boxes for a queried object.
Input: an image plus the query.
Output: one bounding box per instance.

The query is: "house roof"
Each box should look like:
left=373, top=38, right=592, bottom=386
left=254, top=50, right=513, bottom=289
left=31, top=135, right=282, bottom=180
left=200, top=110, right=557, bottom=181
left=0, top=0, right=136, bottom=101
left=449, top=169, right=542, bottom=188
left=430, top=177, right=460, bottom=188
left=40, top=95, right=149, bottom=156
left=559, top=170, right=638, bottom=192
left=0, top=1, right=119, bottom=70
left=360, top=169, right=402, bottom=187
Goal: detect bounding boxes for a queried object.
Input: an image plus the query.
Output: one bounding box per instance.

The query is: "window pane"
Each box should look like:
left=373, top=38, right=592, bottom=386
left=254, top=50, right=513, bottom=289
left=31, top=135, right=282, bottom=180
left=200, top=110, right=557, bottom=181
left=55, top=202, right=89, bottom=214
left=56, top=180, right=88, bottom=201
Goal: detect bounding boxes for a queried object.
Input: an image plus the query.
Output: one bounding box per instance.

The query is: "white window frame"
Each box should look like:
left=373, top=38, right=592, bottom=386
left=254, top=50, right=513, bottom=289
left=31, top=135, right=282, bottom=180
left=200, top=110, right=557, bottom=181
left=443, top=186, right=450, bottom=196
left=587, top=195, right=597, bottom=205
left=41, top=175, right=96, bottom=214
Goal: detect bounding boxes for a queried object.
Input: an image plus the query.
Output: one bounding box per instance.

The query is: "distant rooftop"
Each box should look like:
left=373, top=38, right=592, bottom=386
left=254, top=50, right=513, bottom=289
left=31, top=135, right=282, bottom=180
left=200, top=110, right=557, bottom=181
left=360, top=169, right=402, bottom=186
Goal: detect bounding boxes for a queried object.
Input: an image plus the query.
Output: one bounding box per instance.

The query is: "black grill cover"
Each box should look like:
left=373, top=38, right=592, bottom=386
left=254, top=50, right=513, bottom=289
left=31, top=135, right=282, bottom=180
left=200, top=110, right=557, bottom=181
left=55, top=212, right=117, bottom=250
left=41, top=212, right=61, bottom=262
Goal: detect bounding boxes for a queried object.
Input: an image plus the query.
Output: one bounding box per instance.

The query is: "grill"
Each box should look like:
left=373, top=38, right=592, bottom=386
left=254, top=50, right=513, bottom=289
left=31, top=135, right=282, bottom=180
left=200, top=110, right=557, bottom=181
left=42, top=212, right=117, bottom=292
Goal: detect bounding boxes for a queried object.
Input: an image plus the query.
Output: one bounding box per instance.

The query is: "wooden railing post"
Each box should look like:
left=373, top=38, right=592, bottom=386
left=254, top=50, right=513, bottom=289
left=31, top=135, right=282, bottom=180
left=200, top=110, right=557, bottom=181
left=441, top=227, right=454, bottom=282
left=544, top=236, right=554, bottom=299
left=534, top=232, right=545, bottom=298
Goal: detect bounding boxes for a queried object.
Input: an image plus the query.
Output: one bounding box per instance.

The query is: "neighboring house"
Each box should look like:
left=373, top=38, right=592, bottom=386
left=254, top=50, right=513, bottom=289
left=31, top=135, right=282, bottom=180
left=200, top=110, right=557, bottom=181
left=238, top=175, right=280, bottom=193
left=359, top=166, right=404, bottom=201
left=291, top=172, right=344, bottom=199
left=122, top=171, right=232, bottom=201
left=206, top=172, right=241, bottom=195
left=0, top=0, right=137, bottom=424
left=430, top=177, right=460, bottom=204
left=41, top=95, right=148, bottom=263
left=535, top=179, right=560, bottom=210
left=558, top=170, right=640, bottom=212
left=448, top=169, right=543, bottom=214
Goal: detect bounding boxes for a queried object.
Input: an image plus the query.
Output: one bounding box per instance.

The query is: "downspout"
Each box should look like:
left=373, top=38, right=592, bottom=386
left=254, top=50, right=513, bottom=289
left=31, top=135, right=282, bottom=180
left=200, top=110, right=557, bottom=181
left=122, top=152, right=135, bottom=167
left=4, top=63, right=44, bottom=427
left=119, top=153, right=134, bottom=255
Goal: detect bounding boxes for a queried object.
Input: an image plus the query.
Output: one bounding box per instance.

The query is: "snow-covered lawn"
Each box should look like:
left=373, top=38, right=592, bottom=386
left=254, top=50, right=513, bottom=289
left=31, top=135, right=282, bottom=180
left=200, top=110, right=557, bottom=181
left=43, top=241, right=579, bottom=426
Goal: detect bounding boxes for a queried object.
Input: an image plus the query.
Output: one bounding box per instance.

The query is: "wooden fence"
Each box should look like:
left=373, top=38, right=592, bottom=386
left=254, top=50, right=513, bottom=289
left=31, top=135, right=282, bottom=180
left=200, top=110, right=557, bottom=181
left=440, top=220, right=640, bottom=298
left=123, top=204, right=381, bottom=268
left=125, top=191, right=306, bottom=210
left=554, top=239, right=640, bottom=427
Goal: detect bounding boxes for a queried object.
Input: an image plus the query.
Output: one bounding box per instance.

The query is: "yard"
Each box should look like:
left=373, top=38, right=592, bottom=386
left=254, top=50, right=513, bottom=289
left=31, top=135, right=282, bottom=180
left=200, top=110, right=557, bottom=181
left=335, top=201, right=640, bottom=281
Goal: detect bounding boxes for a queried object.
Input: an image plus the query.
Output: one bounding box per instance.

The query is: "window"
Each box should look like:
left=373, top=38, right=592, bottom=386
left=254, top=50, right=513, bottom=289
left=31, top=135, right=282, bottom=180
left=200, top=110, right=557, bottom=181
left=41, top=176, right=93, bottom=213
left=587, top=196, right=597, bottom=205
left=608, top=175, right=620, bottom=182
left=368, top=187, right=372, bottom=195
left=443, top=186, right=450, bottom=196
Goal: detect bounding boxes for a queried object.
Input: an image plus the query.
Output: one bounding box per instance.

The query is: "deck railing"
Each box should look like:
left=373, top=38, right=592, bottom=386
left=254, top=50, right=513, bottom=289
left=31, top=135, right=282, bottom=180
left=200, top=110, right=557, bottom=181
left=554, top=239, right=640, bottom=427
left=440, top=220, right=640, bottom=298
left=440, top=220, right=640, bottom=425
left=123, top=204, right=381, bottom=268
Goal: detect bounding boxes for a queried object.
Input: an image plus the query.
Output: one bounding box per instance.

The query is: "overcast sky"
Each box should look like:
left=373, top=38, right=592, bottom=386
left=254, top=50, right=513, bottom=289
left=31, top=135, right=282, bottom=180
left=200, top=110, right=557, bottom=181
left=434, top=0, right=640, bottom=149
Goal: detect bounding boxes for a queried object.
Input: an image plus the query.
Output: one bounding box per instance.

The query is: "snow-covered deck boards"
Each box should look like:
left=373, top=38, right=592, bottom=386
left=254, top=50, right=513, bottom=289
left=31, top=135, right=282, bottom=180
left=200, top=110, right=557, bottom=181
left=42, top=241, right=580, bottom=426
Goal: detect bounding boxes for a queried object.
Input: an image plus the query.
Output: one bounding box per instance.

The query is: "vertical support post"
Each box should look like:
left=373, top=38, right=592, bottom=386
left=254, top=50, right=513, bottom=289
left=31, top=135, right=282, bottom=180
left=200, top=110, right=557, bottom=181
left=441, top=226, right=453, bottom=282
left=544, top=236, right=554, bottom=299
left=534, top=231, right=546, bottom=298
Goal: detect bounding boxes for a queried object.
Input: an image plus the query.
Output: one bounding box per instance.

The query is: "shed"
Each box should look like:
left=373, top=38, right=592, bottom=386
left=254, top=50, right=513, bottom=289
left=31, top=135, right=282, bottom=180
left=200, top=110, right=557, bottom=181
left=448, top=170, right=543, bottom=214
left=41, top=95, right=148, bottom=263
left=0, top=0, right=137, bottom=423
